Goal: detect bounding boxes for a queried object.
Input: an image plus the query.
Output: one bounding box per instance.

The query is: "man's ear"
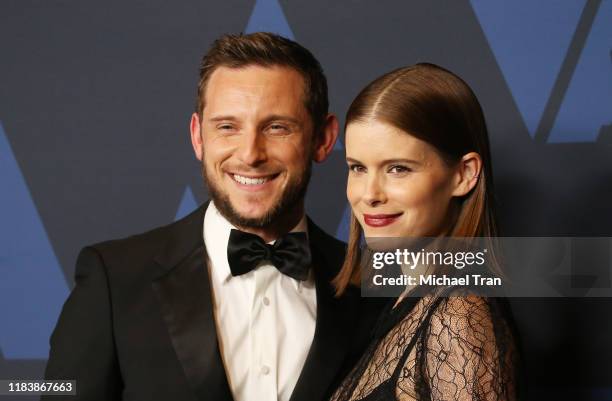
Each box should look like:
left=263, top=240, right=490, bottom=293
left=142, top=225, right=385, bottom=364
left=190, top=113, right=204, bottom=161
left=313, top=114, right=339, bottom=163
left=451, top=152, right=482, bottom=197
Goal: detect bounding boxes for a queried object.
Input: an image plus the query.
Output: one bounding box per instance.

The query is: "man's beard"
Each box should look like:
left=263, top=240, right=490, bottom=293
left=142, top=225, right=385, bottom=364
left=202, top=161, right=312, bottom=229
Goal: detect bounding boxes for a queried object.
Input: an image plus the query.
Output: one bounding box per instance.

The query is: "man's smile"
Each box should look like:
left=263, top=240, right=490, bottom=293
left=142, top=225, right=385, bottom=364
left=227, top=172, right=281, bottom=191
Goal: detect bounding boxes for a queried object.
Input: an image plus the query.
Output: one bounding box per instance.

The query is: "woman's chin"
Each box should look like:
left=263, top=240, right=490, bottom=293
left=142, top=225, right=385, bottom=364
left=362, top=227, right=404, bottom=243
left=362, top=228, right=389, bottom=238
left=362, top=224, right=406, bottom=238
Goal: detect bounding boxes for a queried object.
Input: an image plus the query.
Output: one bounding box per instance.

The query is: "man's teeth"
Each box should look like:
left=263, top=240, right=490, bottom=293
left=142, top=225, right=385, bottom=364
left=233, top=174, right=271, bottom=185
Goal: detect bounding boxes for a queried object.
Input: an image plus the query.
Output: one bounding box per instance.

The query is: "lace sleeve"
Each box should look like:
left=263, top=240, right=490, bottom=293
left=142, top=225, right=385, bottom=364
left=417, top=295, right=516, bottom=401
left=329, top=293, right=518, bottom=401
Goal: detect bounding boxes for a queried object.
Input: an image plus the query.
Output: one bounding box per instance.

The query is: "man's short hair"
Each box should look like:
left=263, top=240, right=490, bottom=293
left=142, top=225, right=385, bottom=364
left=196, top=32, right=329, bottom=137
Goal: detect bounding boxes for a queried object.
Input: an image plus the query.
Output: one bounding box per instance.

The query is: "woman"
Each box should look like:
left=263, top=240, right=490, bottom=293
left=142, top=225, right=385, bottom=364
left=331, top=63, right=519, bottom=401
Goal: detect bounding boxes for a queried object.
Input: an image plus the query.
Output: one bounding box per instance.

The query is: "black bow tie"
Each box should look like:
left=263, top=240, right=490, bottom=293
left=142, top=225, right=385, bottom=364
left=227, top=229, right=312, bottom=281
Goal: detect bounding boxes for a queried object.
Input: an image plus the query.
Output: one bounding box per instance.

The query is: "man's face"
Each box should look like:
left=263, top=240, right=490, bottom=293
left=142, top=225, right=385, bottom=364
left=191, top=65, right=318, bottom=230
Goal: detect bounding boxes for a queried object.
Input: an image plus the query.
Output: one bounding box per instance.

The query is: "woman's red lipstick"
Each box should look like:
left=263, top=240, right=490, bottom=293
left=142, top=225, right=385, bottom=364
left=363, top=213, right=403, bottom=227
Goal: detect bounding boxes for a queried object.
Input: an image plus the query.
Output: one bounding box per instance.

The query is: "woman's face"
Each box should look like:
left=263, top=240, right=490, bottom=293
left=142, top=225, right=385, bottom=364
left=346, top=120, right=461, bottom=238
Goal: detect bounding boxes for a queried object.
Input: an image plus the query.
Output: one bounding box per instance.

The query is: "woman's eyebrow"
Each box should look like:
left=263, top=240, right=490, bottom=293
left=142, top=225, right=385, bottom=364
left=380, top=158, right=421, bottom=165
left=345, top=157, right=421, bottom=164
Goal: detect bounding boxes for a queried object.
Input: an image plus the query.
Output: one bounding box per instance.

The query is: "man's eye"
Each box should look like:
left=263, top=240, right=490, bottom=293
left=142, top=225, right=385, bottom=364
left=388, top=165, right=411, bottom=174
left=268, top=124, right=289, bottom=133
left=218, top=124, right=235, bottom=130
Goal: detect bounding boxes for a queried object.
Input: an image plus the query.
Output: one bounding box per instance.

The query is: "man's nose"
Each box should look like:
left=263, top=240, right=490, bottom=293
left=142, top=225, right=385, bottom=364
left=236, top=129, right=267, bottom=166
left=363, top=174, right=387, bottom=207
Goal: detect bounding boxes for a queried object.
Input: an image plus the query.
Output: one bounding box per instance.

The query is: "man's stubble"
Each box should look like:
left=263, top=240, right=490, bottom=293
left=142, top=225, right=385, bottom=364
left=201, top=146, right=313, bottom=230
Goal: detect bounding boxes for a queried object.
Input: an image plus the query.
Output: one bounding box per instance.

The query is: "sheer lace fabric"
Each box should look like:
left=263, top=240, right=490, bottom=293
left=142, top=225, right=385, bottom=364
left=331, top=288, right=518, bottom=401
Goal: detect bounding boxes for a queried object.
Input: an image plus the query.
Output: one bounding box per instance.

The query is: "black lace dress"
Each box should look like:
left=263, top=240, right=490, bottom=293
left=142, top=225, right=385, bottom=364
left=331, top=287, right=519, bottom=401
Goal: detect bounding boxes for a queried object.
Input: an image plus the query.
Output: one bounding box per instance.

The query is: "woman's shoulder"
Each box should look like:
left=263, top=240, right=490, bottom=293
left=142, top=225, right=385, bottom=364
left=379, top=287, right=515, bottom=350
left=429, top=291, right=494, bottom=336
left=419, top=288, right=517, bottom=359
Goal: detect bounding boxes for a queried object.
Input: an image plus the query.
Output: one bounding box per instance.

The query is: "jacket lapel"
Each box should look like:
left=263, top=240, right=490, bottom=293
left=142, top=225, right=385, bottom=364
left=151, top=203, right=233, bottom=401
left=290, top=220, right=358, bottom=401
left=150, top=206, right=358, bottom=401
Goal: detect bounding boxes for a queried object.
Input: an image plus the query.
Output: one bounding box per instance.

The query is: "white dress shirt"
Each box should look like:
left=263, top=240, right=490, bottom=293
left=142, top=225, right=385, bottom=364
left=203, top=202, right=317, bottom=401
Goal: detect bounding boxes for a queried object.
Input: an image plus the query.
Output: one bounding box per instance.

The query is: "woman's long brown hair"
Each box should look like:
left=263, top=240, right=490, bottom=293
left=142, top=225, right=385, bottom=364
left=333, top=63, right=499, bottom=296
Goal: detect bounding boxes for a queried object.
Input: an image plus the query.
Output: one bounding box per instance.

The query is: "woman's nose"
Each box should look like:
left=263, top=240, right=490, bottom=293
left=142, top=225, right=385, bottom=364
left=363, top=175, right=386, bottom=207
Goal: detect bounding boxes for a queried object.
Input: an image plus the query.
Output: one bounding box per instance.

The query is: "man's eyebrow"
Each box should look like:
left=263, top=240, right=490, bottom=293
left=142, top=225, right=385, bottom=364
left=260, top=115, right=301, bottom=125
left=208, top=115, right=238, bottom=122
left=207, top=115, right=301, bottom=125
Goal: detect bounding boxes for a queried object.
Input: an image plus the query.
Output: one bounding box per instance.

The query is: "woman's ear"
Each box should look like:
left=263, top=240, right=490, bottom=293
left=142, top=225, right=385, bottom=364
left=452, top=152, right=482, bottom=197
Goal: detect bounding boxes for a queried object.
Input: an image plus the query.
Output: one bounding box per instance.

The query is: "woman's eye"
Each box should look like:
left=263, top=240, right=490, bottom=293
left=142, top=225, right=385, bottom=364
left=349, top=164, right=366, bottom=173
left=388, top=165, right=411, bottom=174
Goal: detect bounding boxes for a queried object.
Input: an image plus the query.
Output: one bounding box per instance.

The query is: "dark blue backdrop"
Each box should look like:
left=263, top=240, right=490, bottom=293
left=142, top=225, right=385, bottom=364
left=1, top=1, right=611, bottom=400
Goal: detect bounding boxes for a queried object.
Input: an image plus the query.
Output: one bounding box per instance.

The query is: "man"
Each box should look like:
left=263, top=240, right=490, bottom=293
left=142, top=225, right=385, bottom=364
left=44, top=32, right=380, bottom=401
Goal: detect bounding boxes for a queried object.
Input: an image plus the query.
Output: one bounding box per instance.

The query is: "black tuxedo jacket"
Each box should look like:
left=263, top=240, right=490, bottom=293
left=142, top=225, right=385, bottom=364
left=44, top=204, right=383, bottom=401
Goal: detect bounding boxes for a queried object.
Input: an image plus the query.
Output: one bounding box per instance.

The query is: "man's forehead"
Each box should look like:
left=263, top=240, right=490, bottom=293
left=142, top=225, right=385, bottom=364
left=203, top=65, right=307, bottom=117
left=207, top=65, right=305, bottom=93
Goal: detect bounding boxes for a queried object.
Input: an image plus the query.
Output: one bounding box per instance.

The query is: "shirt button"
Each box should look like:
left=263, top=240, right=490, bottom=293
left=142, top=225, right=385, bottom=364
left=263, top=296, right=270, bottom=306
left=261, top=365, right=270, bottom=375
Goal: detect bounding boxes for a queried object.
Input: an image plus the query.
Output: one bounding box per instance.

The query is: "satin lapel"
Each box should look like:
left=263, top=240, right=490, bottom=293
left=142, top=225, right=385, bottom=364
left=151, top=203, right=233, bottom=401
left=290, top=223, right=357, bottom=401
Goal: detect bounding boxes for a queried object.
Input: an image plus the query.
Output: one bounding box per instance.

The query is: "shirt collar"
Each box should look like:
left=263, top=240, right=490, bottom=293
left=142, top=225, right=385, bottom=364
left=203, top=201, right=309, bottom=284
